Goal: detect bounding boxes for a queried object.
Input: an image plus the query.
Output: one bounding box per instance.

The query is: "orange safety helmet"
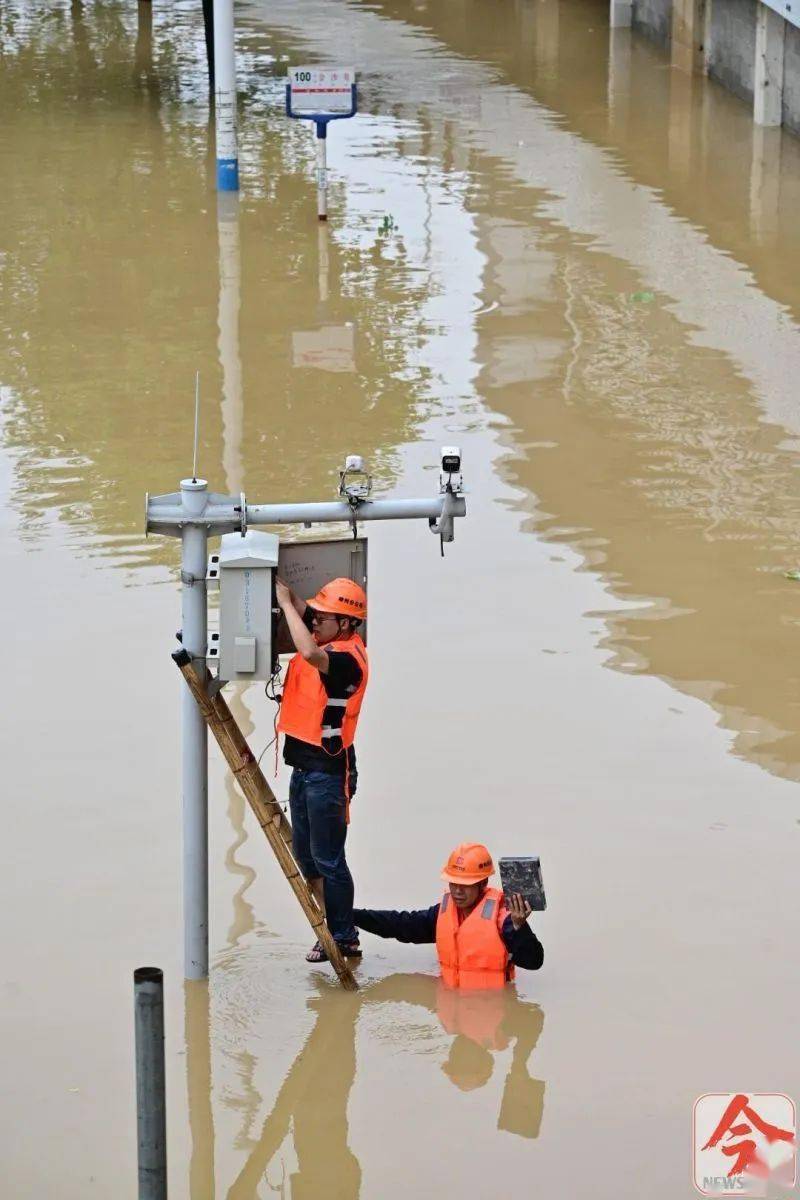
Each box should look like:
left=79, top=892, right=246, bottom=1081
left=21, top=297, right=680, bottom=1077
left=306, top=577, right=367, bottom=619
left=441, top=843, right=495, bottom=885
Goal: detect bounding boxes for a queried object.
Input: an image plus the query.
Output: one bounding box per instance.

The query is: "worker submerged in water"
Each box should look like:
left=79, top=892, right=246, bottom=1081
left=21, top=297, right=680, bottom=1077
left=354, top=843, right=543, bottom=988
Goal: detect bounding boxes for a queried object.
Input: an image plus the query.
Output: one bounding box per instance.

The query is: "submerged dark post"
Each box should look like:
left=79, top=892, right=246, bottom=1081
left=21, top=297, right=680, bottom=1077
left=134, top=967, right=168, bottom=1199
left=201, top=0, right=214, bottom=89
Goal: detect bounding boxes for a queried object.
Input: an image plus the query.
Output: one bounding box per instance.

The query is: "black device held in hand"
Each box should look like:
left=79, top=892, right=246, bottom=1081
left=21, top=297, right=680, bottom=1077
left=499, top=857, right=547, bottom=912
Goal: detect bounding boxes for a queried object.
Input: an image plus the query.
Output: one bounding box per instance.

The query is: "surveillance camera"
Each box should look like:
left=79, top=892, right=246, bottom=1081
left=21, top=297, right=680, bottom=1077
left=441, top=446, right=462, bottom=474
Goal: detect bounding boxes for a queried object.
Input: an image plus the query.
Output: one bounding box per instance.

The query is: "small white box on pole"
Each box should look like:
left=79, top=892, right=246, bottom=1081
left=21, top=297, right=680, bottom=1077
left=210, top=531, right=279, bottom=682
left=234, top=636, right=257, bottom=673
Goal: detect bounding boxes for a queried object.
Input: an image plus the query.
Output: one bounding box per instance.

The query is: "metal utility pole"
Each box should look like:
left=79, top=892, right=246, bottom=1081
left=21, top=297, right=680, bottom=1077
left=180, top=479, right=210, bottom=979
left=146, top=462, right=466, bottom=980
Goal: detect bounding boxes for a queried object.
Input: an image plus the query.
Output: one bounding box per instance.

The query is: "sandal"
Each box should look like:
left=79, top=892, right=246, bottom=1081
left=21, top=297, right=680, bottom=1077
left=305, top=939, right=362, bottom=963
left=305, top=940, right=328, bottom=963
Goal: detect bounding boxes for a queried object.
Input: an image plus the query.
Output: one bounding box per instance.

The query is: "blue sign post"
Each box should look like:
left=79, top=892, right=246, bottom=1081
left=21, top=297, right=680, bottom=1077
left=286, top=68, right=358, bottom=220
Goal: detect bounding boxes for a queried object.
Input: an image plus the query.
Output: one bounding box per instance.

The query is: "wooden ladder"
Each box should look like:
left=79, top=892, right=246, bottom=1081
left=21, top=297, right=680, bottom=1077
left=173, top=649, right=358, bottom=991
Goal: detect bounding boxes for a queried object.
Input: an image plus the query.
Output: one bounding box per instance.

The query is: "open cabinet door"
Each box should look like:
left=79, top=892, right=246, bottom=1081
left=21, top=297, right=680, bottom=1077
left=276, top=537, right=368, bottom=654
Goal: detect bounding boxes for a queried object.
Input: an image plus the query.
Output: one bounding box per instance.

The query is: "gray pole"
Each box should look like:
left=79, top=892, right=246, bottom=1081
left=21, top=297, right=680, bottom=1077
left=181, top=479, right=209, bottom=979
left=134, top=967, right=167, bottom=1199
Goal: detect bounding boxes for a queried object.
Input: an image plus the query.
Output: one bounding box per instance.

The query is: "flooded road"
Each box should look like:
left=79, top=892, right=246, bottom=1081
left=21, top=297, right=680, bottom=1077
left=1, top=1, right=799, bottom=1196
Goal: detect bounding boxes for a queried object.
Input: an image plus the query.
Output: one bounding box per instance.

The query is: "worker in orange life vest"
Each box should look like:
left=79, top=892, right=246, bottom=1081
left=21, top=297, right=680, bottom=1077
left=276, top=576, right=369, bottom=964
left=353, top=843, right=543, bottom=988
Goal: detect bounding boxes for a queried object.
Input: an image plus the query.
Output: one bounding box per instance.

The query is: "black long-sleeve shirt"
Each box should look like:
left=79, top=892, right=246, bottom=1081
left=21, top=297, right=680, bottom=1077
left=353, top=903, right=544, bottom=971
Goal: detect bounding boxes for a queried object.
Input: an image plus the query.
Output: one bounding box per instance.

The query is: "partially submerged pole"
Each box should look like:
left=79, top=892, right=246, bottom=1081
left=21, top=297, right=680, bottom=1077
left=181, top=479, right=209, bottom=980
left=172, top=649, right=359, bottom=991
left=134, top=968, right=168, bottom=1200
left=217, top=191, right=243, bottom=488
left=201, top=0, right=214, bottom=90
left=213, top=0, right=238, bottom=190
left=609, top=0, right=632, bottom=28
left=185, top=981, right=215, bottom=1197
left=315, top=124, right=328, bottom=221
left=286, top=69, right=357, bottom=220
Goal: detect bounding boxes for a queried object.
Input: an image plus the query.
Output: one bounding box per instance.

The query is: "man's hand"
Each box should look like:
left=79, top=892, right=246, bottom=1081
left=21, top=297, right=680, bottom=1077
left=507, top=893, right=532, bottom=930
left=275, top=578, right=292, bottom=610
left=276, top=577, right=306, bottom=618
left=277, top=583, right=328, bottom=671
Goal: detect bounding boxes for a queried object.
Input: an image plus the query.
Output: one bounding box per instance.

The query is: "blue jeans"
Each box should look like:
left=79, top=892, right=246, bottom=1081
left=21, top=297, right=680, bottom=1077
left=289, top=769, right=357, bottom=945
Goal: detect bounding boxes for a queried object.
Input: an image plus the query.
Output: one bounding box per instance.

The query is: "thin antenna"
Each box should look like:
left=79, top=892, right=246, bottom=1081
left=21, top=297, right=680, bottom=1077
left=192, top=371, right=200, bottom=482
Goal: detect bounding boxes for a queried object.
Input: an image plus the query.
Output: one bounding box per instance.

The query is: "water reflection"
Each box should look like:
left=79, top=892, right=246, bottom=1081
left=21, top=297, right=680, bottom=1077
left=222, top=694, right=258, bottom=948
left=607, top=28, right=632, bottom=136
left=70, top=0, right=97, bottom=80
left=218, top=191, right=244, bottom=497
left=270, top=0, right=800, bottom=780
left=225, top=975, right=545, bottom=1198
left=750, top=126, right=782, bottom=247
left=535, top=0, right=560, bottom=76
left=186, top=980, right=216, bottom=1200
left=435, top=982, right=545, bottom=1137
left=318, top=223, right=330, bottom=307
left=667, top=62, right=696, bottom=181
left=227, top=988, right=361, bottom=1199
left=365, top=0, right=800, bottom=318
left=289, top=225, right=357, bottom=373
left=133, top=0, right=161, bottom=110
left=212, top=187, right=259, bottom=949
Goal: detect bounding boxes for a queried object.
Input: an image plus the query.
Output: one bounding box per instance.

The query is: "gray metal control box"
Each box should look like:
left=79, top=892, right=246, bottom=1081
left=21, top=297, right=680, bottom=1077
left=206, top=531, right=279, bottom=682
left=276, top=537, right=368, bottom=654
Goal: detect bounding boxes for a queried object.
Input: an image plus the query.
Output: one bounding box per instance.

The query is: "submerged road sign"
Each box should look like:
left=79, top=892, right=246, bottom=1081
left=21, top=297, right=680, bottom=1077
left=288, top=66, right=356, bottom=114
left=286, top=66, right=358, bottom=221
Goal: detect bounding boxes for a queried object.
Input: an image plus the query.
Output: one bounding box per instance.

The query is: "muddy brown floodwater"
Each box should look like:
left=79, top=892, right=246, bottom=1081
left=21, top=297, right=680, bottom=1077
left=1, top=0, right=799, bottom=1196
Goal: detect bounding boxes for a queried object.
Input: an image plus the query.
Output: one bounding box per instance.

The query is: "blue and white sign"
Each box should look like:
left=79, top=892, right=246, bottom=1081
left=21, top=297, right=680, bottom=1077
left=288, top=66, right=357, bottom=115
left=286, top=66, right=358, bottom=220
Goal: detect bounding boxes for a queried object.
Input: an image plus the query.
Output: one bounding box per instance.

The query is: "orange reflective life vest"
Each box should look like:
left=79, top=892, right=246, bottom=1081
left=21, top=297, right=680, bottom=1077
left=436, top=981, right=510, bottom=1051
left=435, top=887, right=515, bottom=991
left=277, top=633, right=369, bottom=752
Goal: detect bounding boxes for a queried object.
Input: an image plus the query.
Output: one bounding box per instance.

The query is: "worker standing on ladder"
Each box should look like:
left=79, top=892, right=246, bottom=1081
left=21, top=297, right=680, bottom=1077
left=275, top=576, right=369, bottom=964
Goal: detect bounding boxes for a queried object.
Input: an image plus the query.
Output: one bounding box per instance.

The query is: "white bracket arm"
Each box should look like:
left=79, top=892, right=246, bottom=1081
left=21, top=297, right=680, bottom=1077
left=146, top=488, right=467, bottom=539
